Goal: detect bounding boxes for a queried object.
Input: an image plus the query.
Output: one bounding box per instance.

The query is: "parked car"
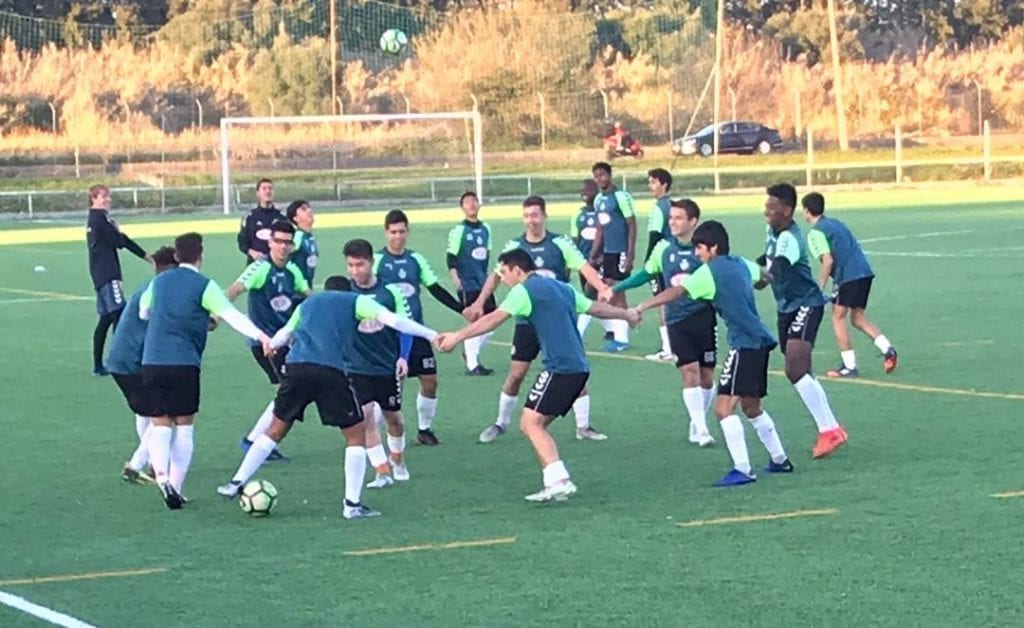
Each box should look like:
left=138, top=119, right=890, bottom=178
left=672, top=121, right=784, bottom=157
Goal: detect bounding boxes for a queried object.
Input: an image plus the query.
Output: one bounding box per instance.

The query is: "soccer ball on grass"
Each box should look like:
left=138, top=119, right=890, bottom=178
left=379, top=28, right=408, bottom=55
left=239, top=479, right=278, bottom=517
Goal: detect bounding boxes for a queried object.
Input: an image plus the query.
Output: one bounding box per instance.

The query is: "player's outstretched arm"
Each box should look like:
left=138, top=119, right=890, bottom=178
left=466, top=272, right=501, bottom=320
left=586, top=300, right=640, bottom=327
left=636, top=285, right=686, bottom=314
left=201, top=281, right=268, bottom=343
left=375, top=309, right=438, bottom=341
left=441, top=309, right=511, bottom=352
left=611, top=268, right=654, bottom=294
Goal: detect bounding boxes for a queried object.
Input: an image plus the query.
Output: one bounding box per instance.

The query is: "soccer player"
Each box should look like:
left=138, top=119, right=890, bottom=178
left=435, top=248, right=639, bottom=501
left=447, top=191, right=494, bottom=376
left=610, top=199, right=716, bottom=447
left=761, top=183, right=847, bottom=458
left=287, top=199, right=319, bottom=286
left=643, top=168, right=675, bottom=362
left=633, top=220, right=793, bottom=487
left=802, top=192, right=898, bottom=377
left=140, top=232, right=271, bottom=510
left=237, top=178, right=284, bottom=264
left=86, top=184, right=151, bottom=376
left=465, top=196, right=608, bottom=443
left=226, top=220, right=312, bottom=462
left=590, top=161, right=637, bottom=352
left=216, top=276, right=438, bottom=519
left=108, top=246, right=178, bottom=485
left=374, top=209, right=464, bottom=445
left=571, top=179, right=603, bottom=337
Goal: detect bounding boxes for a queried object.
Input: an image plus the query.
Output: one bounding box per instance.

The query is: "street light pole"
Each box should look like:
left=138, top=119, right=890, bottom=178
left=330, top=0, right=338, bottom=114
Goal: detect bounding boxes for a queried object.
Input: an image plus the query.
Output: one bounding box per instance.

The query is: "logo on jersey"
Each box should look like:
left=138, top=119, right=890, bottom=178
left=306, top=254, right=319, bottom=268
left=269, top=295, right=293, bottom=312
left=580, top=226, right=597, bottom=240
left=395, top=282, right=416, bottom=297
left=669, top=272, right=691, bottom=287
left=398, top=268, right=407, bottom=279
left=597, top=212, right=612, bottom=225
left=471, top=246, right=488, bottom=260
left=255, top=228, right=272, bottom=241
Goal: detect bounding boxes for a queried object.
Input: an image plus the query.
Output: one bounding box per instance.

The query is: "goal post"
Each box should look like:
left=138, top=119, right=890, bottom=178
left=218, top=111, right=484, bottom=215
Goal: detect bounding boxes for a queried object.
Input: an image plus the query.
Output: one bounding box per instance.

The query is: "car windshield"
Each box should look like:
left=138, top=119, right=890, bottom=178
left=695, top=124, right=715, bottom=137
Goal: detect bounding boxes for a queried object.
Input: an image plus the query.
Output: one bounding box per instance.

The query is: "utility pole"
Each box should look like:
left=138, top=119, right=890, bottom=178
left=827, top=0, right=849, bottom=151
left=712, top=0, right=724, bottom=190
left=330, top=0, right=339, bottom=114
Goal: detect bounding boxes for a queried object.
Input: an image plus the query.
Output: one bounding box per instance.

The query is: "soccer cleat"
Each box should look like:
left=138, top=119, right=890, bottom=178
left=694, top=430, right=715, bottom=448
left=763, top=459, right=795, bottom=473
left=575, top=426, right=608, bottom=441
left=478, top=424, right=506, bottom=443
left=714, top=469, right=757, bottom=487
left=392, top=462, right=410, bottom=481
left=216, top=481, right=243, bottom=498
left=826, top=365, right=860, bottom=378
left=603, top=331, right=614, bottom=342
left=601, top=340, right=630, bottom=353
left=466, top=365, right=495, bottom=376
left=240, top=438, right=252, bottom=452
left=92, top=366, right=110, bottom=377
left=644, top=350, right=675, bottom=362
left=417, top=428, right=441, bottom=446
left=343, top=500, right=381, bottom=520
left=688, top=422, right=699, bottom=444
left=121, top=463, right=155, bottom=485
left=159, top=482, right=184, bottom=510
left=366, top=473, right=394, bottom=489
left=266, top=448, right=290, bottom=463
left=525, top=479, right=578, bottom=502
left=883, top=348, right=899, bottom=374
left=812, top=427, right=848, bottom=459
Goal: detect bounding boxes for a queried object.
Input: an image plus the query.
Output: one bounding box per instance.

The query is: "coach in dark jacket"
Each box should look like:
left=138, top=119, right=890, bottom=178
left=237, top=178, right=284, bottom=264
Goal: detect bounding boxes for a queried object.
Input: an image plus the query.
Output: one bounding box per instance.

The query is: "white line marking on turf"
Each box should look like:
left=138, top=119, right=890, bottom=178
left=863, top=250, right=1023, bottom=259
left=0, top=590, right=96, bottom=628
left=0, top=297, right=91, bottom=305
left=859, top=229, right=974, bottom=243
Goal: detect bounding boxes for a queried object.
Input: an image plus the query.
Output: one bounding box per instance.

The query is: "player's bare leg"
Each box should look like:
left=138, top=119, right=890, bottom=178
left=826, top=304, right=861, bottom=378
left=218, top=417, right=295, bottom=498
left=680, top=362, right=714, bottom=446
left=786, top=339, right=846, bottom=457
left=479, top=360, right=530, bottom=443
left=520, top=408, right=576, bottom=502
left=851, top=308, right=898, bottom=373
left=415, top=374, right=441, bottom=445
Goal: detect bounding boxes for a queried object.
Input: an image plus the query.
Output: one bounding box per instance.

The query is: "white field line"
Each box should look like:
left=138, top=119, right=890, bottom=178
left=0, top=590, right=96, bottom=628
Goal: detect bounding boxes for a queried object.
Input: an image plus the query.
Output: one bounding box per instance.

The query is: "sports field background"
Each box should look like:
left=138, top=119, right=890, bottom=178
left=1, top=189, right=1023, bottom=626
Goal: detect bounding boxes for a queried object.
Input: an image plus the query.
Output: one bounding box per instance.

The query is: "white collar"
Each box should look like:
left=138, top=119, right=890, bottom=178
left=179, top=263, right=200, bottom=272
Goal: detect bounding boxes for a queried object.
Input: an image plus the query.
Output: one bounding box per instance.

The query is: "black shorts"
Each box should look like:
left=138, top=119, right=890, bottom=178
left=524, top=370, right=589, bottom=418
left=649, top=275, right=665, bottom=296
left=459, top=289, right=497, bottom=314
left=777, top=305, right=825, bottom=352
left=717, top=348, right=771, bottom=399
left=668, top=307, right=718, bottom=368
left=252, top=345, right=288, bottom=385
left=96, top=280, right=126, bottom=316
left=835, top=276, right=874, bottom=310
left=141, top=365, right=200, bottom=417
left=407, top=337, right=437, bottom=377
left=112, top=372, right=154, bottom=417
left=601, top=252, right=631, bottom=281
left=273, top=363, right=363, bottom=428
left=511, top=324, right=541, bottom=363
left=350, top=373, right=403, bottom=412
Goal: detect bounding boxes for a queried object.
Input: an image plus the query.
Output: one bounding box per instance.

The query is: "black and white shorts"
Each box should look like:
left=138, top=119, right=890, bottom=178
left=835, top=276, right=874, bottom=310
left=601, top=252, right=631, bottom=281
left=141, top=365, right=201, bottom=417
left=524, top=370, right=589, bottom=418
left=511, top=323, right=541, bottom=363
left=350, top=373, right=403, bottom=412
left=96, top=280, right=126, bottom=316
left=667, top=307, right=717, bottom=368
left=112, top=372, right=155, bottom=417
left=717, top=348, right=771, bottom=399
left=777, top=305, right=824, bottom=353
left=459, top=289, right=497, bottom=314
left=252, top=345, right=288, bottom=385
left=407, top=337, right=438, bottom=377
left=273, top=363, right=363, bottom=428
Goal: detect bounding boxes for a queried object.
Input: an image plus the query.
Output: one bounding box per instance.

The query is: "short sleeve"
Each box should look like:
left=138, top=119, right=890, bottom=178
left=287, top=263, right=310, bottom=293
left=484, top=224, right=493, bottom=250
left=201, top=280, right=233, bottom=315
left=494, top=239, right=520, bottom=274
left=807, top=229, right=831, bottom=260
left=569, top=212, right=580, bottom=238
left=238, top=261, right=269, bottom=290
left=139, top=282, right=154, bottom=312
left=354, top=294, right=387, bottom=320
left=412, top=252, right=440, bottom=286
left=644, top=240, right=669, bottom=274
left=616, top=191, right=636, bottom=218
left=774, top=231, right=801, bottom=264
left=498, top=283, right=532, bottom=317
left=446, top=225, right=464, bottom=256
left=647, top=203, right=665, bottom=234
left=573, top=287, right=593, bottom=314
left=681, top=264, right=716, bottom=301
left=553, top=235, right=586, bottom=271
left=282, top=306, right=301, bottom=333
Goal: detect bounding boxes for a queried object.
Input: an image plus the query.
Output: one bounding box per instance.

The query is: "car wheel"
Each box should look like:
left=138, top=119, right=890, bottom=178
left=756, top=140, right=772, bottom=154
left=699, top=143, right=713, bottom=157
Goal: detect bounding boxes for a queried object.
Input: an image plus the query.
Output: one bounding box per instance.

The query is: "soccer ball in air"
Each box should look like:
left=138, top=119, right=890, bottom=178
left=239, top=479, right=278, bottom=517
left=379, top=28, right=408, bottom=54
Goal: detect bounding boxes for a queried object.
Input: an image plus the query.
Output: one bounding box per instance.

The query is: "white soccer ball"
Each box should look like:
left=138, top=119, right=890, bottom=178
left=379, top=28, right=408, bottom=55
left=33, top=265, right=46, bottom=272
left=239, top=479, right=278, bottom=517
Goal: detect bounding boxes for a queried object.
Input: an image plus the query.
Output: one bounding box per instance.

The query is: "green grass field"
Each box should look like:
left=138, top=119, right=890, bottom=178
left=1, top=192, right=1023, bottom=626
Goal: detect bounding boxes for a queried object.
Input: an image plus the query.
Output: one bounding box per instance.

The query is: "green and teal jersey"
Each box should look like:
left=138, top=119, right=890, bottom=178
left=764, top=223, right=828, bottom=313
left=499, top=232, right=587, bottom=326
left=447, top=220, right=492, bottom=292
left=594, top=188, right=636, bottom=254
left=645, top=238, right=712, bottom=324
left=807, top=216, right=874, bottom=285
left=349, top=280, right=412, bottom=377
left=236, top=260, right=310, bottom=345
left=647, top=196, right=672, bottom=241
left=283, top=291, right=386, bottom=372
left=683, top=256, right=776, bottom=351
left=107, top=281, right=150, bottom=375
left=140, top=266, right=233, bottom=367
left=373, top=248, right=440, bottom=323
left=498, top=274, right=591, bottom=374
left=290, top=229, right=319, bottom=284
left=570, top=205, right=599, bottom=259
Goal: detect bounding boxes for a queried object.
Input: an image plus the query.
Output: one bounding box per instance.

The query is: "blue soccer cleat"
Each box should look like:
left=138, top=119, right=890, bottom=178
left=602, top=340, right=630, bottom=353
left=714, top=469, right=757, bottom=487
left=763, top=459, right=794, bottom=474
left=240, top=438, right=290, bottom=462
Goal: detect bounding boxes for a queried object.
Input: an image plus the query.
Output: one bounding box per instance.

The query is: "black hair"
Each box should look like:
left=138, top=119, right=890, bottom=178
left=384, top=209, right=408, bottom=228
left=692, top=220, right=730, bottom=255
left=459, top=191, right=478, bottom=206
left=286, top=200, right=309, bottom=221
left=256, top=178, right=273, bottom=191
left=324, top=276, right=351, bottom=292
left=522, top=195, right=547, bottom=215
left=342, top=238, right=374, bottom=261
left=497, top=248, right=536, bottom=272
left=270, top=220, right=295, bottom=236
left=174, top=232, right=203, bottom=264
left=647, top=168, right=672, bottom=191
left=670, top=198, right=700, bottom=221
left=802, top=192, right=825, bottom=217
left=766, top=183, right=797, bottom=211
left=592, top=161, right=612, bottom=176
left=151, top=246, right=178, bottom=269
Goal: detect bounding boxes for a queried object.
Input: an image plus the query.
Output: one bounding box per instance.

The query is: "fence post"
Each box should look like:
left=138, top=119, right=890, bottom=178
left=430, top=180, right=437, bottom=202
left=667, top=90, right=674, bottom=142
left=74, top=145, right=81, bottom=178
left=335, top=97, right=344, bottom=115
left=401, top=93, right=411, bottom=115
left=536, top=92, right=546, bottom=151
left=27, top=193, right=33, bottom=219
left=195, top=99, right=204, bottom=130
left=983, top=119, right=991, bottom=181
left=599, top=89, right=608, bottom=120
left=48, top=101, right=58, bottom=134
left=794, top=89, right=802, bottom=141
left=133, top=188, right=138, bottom=207
left=527, top=176, right=532, bottom=196
left=894, top=124, right=902, bottom=183
left=805, top=128, right=814, bottom=188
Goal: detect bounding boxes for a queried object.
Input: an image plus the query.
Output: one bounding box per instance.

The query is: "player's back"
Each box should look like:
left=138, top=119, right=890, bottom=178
left=108, top=282, right=149, bottom=375
left=813, top=217, right=873, bottom=283
left=349, top=281, right=404, bottom=376
left=706, top=256, right=776, bottom=351
left=595, top=189, right=635, bottom=253
left=286, top=291, right=360, bottom=372
left=142, top=267, right=213, bottom=366
left=519, top=274, right=589, bottom=374
left=765, top=222, right=825, bottom=312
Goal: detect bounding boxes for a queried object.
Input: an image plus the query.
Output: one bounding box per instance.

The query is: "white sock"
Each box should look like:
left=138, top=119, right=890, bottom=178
left=841, top=350, right=857, bottom=370
left=168, top=425, right=194, bottom=493
left=147, top=425, right=173, bottom=484
left=135, top=414, right=150, bottom=441
left=542, top=460, right=570, bottom=486
left=231, top=433, right=276, bottom=484
left=682, top=388, right=709, bottom=434
left=480, top=331, right=494, bottom=353
left=366, top=444, right=388, bottom=469
left=612, top=319, right=629, bottom=343
left=246, top=400, right=276, bottom=443
left=600, top=318, right=614, bottom=334
left=874, top=334, right=893, bottom=353
left=719, top=415, right=751, bottom=475
left=750, top=411, right=787, bottom=464
left=416, top=393, right=437, bottom=431
left=572, top=394, right=591, bottom=429
left=387, top=434, right=405, bottom=458
left=659, top=325, right=671, bottom=353
left=794, top=374, right=840, bottom=433
left=496, top=391, right=518, bottom=429
left=344, top=446, right=367, bottom=506
left=465, top=335, right=481, bottom=370
left=128, top=425, right=150, bottom=471
left=702, top=387, right=715, bottom=414
left=576, top=314, right=592, bottom=337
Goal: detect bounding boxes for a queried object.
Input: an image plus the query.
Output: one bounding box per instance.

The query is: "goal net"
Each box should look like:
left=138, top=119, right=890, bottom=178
left=218, top=111, right=483, bottom=215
